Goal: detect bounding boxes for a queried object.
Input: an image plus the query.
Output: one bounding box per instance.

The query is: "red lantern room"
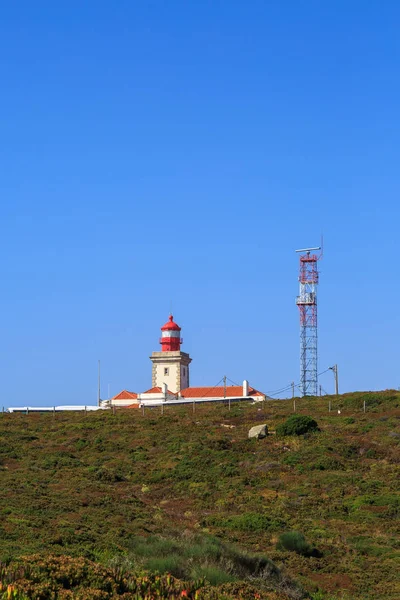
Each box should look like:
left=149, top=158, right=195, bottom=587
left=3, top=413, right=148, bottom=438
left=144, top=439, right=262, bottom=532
left=159, top=315, right=183, bottom=352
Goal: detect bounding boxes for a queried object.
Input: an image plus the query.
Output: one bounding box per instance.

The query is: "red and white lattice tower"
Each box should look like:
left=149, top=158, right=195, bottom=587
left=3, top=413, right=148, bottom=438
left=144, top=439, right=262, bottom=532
left=295, top=246, right=322, bottom=396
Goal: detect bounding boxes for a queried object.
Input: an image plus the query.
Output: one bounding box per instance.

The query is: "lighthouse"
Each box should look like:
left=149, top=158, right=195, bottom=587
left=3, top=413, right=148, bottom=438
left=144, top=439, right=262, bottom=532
left=160, top=315, right=182, bottom=351
left=150, top=315, right=192, bottom=393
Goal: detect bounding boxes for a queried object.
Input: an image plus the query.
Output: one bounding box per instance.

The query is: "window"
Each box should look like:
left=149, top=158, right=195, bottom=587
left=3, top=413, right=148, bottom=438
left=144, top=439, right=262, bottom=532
left=164, top=368, right=169, bottom=376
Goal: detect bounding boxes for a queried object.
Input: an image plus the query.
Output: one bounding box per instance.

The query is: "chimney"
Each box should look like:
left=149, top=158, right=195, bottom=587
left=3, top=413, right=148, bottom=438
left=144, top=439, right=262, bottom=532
left=243, top=379, right=249, bottom=397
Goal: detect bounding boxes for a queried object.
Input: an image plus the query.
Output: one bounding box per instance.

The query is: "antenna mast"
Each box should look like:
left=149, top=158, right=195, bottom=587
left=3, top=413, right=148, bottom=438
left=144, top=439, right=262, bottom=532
left=295, top=246, right=322, bottom=396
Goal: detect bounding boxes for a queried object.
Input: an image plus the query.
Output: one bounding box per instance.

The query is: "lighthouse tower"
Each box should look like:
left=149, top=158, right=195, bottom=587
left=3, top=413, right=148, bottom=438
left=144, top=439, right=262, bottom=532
left=150, top=315, right=192, bottom=393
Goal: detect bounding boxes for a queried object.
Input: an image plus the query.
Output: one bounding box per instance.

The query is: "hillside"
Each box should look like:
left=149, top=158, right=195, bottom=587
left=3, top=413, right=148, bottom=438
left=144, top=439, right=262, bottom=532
left=0, top=391, right=399, bottom=599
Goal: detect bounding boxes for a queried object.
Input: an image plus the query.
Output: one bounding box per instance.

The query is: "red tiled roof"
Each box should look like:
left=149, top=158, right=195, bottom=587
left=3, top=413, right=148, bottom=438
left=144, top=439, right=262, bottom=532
left=112, top=390, right=138, bottom=400
left=179, top=386, right=264, bottom=398
left=125, top=403, right=140, bottom=409
left=142, top=387, right=175, bottom=395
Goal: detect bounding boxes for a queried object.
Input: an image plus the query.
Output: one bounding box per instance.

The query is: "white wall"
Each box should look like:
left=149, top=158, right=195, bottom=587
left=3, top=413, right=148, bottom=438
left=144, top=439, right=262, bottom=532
left=180, top=364, right=189, bottom=389
left=110, top=398, right=139, bottom=406
left=154, top=361, right=180, bottom=393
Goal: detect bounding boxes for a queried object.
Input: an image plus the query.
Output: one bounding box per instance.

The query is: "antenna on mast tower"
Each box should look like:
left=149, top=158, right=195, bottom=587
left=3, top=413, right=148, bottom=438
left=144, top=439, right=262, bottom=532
left=295, top=245, right=322, bottom=397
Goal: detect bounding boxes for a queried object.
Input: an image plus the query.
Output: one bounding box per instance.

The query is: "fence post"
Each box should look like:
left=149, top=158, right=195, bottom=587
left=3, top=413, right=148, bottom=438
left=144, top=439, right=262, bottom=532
left=363, top=400, right=366, bottom=413
left=329, top=400, right=331, bottom=413
left=142, top=404, right=145, bottom=417
left=293, top=399, right=296, bottom=413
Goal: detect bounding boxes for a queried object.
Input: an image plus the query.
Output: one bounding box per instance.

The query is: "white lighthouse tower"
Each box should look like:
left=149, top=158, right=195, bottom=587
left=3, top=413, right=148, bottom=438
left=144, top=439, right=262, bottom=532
left=150, top=315, right=192, bottom=393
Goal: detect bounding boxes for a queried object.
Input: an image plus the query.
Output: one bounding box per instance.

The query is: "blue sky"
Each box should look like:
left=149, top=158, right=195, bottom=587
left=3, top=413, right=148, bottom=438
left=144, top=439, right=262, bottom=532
left=1, top=1, right=399, bottom=405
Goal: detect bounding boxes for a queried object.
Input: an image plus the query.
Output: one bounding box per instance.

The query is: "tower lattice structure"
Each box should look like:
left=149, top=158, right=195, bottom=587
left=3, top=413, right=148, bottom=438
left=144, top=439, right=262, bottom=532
left=295, top=247, right=321, bottom=396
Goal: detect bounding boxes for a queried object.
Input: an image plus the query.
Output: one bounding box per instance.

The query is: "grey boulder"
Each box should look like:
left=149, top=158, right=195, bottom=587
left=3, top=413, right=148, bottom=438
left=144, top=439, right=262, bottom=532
left=248, top=424, right=268, bottom=439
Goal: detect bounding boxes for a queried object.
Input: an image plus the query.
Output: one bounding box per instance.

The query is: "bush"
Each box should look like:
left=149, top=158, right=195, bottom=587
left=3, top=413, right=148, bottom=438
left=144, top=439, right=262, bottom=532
left=93, top=467, right=125, bottom=482
left=276, top=532, right=321, bottom=557
left=276, top=415, right=319, bottom=436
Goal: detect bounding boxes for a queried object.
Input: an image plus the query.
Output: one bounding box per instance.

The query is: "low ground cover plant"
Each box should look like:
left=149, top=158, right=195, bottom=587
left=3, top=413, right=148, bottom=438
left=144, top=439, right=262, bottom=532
left=0, top=391, right=399, bottom=599
left=0, top=554, right=302, bottom=599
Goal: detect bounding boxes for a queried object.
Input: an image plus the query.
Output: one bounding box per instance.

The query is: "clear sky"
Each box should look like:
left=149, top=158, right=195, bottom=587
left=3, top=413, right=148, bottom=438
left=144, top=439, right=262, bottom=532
left=1, top=1, right=400, bottom=406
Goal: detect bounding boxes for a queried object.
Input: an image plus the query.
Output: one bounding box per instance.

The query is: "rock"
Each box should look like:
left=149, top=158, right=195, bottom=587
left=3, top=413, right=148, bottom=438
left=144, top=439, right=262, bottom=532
left=388, top=431, right=400, bottom=439
left=248, top=424, right=268, bottom=439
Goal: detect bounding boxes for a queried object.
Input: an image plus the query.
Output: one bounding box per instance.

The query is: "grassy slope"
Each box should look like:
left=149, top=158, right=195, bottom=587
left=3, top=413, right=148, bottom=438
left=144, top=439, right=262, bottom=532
left=0, top=391, right=399, bottom=599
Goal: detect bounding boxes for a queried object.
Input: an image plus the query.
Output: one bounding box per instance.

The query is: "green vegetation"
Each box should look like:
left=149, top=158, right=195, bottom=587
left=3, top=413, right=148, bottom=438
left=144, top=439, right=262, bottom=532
left=276, top=532, right=320, bottom=558
left=276, top=415, right=319, bottom=436
left=0, top=390, right=399, bottom=598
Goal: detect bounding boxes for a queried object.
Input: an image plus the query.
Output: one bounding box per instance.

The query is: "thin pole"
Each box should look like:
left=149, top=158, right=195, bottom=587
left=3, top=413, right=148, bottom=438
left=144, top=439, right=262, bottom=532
left=223, top=375, right=230, bottom=411
left=329, top=364, right=339, bottom=397
left=98, top=360, right=101, bottom=407
left=363, top=400, right=366, bottom=413
left=291, top=382, right=295, bottom=398
left=293, top=398, right=296, bottom=412
left=319, top=384, right=322, bottom=396
left=329, top=400, right=331, bottom=412
left=334, top=364, right=339, bottom=396
left=142, top=404, right=145, bottom=417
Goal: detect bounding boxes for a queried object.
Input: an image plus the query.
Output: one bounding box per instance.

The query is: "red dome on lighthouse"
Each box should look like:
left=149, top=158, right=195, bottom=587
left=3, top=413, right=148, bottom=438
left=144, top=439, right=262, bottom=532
left=159, top=315, right=183, bottom=351
left=161, top=315, right=181, bottom=332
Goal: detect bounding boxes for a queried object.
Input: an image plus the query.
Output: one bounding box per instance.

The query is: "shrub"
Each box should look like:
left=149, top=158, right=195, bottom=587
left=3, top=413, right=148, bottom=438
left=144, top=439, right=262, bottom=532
left=93, top=467, right=125, bottom=482
left=276, top=532, right=321, bottom=557
left=276, top=415, right=319, bottom=436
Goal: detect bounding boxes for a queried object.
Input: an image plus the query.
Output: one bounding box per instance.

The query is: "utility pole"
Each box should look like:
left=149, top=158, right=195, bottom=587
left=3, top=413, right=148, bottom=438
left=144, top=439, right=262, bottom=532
left=329, top=364, right=339, bottom=396
left=291, top=382, right=295, bottom=398
left=223, top=375, right=230, bottom=411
